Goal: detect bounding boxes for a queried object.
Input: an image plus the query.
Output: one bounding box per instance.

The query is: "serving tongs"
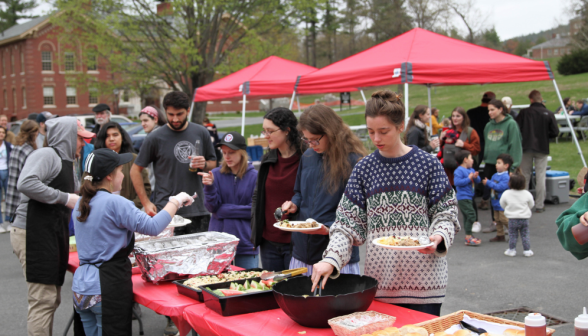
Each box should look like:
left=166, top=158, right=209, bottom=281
left=313, top=276, right=323, bottom=297
left=459, top=320, right=487, bottom=334
left=260, top=267, right=307, bottom=281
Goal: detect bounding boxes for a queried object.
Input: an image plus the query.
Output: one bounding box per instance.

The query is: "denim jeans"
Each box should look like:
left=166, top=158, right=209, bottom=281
left=395, top=303, right=442, bottom=316
left=75, top=302, right=102, bottom=336
left=0, top=169, right=7, bottom=223
left=260, top=239, right=291, bottom=272
left=234, top=254, right=260, bottom=269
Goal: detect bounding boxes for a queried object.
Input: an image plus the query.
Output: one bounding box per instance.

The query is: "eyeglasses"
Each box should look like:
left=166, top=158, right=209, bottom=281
left=262, top=129, right=280, bottom=136
left=301, top=134, right=324, bottom=146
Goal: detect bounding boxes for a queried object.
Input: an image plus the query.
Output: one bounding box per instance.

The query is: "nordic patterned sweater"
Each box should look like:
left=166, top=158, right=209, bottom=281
left=322, top=146, right=460, bottom=304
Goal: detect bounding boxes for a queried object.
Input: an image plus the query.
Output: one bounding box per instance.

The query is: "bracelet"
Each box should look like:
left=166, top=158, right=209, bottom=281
left=169, top=199, right=180, bottom=208
left=204, top=161, right=208, bottom=170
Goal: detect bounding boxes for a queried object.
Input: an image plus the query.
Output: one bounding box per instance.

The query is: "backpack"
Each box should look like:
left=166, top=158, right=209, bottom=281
left=442, top=127, right=472, bottom=170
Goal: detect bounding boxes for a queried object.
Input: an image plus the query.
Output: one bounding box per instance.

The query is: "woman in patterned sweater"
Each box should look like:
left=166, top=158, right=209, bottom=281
left=311, top=90, right=460, bottom=316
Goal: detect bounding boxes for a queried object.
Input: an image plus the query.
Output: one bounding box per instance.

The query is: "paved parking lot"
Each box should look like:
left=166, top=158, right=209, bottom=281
left=1, top=197, right=585, bottom=335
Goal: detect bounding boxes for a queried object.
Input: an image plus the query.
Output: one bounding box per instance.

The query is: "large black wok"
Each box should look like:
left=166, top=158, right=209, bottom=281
left=272, top=274, right=378, bottom=328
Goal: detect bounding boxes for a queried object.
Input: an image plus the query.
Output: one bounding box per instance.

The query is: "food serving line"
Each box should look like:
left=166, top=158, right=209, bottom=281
left=66, top=221, right=558, bottom=336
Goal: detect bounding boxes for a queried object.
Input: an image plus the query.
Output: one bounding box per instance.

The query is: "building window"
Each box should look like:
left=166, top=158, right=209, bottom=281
left=554, top=49, right=559, bottom=56
left=1, top=54, right=4, bottom=76
left=89, top=88, right=98, bottom=104
left=64, top=52, right=75, bottom=71
left=43, top=86, right=54, bottom=105
left=41, top=51, right=52, bottom=71
left=22, top=87, right=26, bottom=107
left=3, top=90, right=6, bottom=108
left=66, top=86, right=77, bottom=105
left=122, top=90, right=129, bottom=102
left=20, top=46, right=24, bottom=73
left=10, top=51, right=14, bottom=74
left=87, top=53, right=97, bottom=71
left=12, top=88, right=16, bottom=110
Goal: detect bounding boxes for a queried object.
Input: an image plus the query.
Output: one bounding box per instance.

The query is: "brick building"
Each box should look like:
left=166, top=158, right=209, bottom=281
left=0, top=15, right=112, bottom=121
left=530, top=17, right=583, bottom=59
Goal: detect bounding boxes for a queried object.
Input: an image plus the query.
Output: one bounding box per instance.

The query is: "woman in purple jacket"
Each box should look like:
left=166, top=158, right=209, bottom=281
left=199, top=132, right=259, bottom=269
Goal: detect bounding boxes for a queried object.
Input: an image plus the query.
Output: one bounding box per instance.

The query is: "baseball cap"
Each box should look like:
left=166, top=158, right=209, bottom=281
left=217, top=132, right=246, bottom=150
left=92, top=103, right=111, bottom=113
left=84, top=148, right=133, bottom=182
left=36, top=111, right=56, bottom=123
left=481, top=91, right=496, bottom=103
left=77, top=120, right=96, bottom=139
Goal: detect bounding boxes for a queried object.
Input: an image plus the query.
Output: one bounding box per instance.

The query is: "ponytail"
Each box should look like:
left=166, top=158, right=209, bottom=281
left=77, top=173, right=100, bottom=222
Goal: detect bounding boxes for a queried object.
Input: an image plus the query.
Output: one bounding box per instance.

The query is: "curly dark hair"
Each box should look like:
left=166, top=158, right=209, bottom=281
left=264, top=107, right=304, bottom=155
left=95, top=122, right=135, bottom=154
left=163, top=91, right=190, bottom=111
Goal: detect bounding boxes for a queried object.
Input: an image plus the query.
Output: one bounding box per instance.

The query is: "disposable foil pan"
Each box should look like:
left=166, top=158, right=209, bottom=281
left=134, top=232, right=239, bottom=284
left=135, top=226, right=175, bottom=242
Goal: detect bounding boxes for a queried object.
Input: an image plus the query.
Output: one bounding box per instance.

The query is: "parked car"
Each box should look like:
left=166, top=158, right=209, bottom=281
left=9, top=114, right=133, bottom=135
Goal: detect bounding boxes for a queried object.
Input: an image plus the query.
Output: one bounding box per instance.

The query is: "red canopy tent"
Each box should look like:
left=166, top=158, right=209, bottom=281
left=192, top=56, right=317, bottom=134
left=292, top=28, right=585, bottom=166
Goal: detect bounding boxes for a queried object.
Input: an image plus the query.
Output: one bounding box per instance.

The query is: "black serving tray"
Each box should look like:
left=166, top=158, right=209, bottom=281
left=174, top=268, right=263, bottom=302
left=199, top=278, right=280, bottom=316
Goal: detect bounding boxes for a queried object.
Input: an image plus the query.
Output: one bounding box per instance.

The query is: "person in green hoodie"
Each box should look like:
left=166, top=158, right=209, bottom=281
left=556, top=193, right=588, bottom=260
left=481, top=99, right=522, bottom=229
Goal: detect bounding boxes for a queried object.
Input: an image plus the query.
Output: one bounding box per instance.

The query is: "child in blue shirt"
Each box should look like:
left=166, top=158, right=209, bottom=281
left=454, top=150, right=481, bottom=246
left=483, top=153, right=512, bottom=242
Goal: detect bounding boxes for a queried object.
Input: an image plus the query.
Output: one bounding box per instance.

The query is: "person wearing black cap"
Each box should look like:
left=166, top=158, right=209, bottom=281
left=36, top=111, right=56, bottom=149
left=91, top=103, right=111, bottom=135
left=71, top=148, right=195, bottom=336
left=198, top=132, right=259, bottom=268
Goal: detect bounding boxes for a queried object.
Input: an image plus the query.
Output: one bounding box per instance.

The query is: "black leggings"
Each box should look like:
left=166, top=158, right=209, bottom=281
left=482, top=163, right=497, bottom=221
left=395, top=303, right=442, bottom=316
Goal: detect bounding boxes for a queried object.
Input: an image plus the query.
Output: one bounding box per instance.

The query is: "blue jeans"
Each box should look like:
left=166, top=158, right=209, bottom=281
left=75, top=302, right=102, bottom=336
left=395, top=303, right=442, bottom=316
left=234, top=253, right=260, bottom=269
left=0, top=169, right=7, bottom=223
left=260, top=239, right=291, bottom=272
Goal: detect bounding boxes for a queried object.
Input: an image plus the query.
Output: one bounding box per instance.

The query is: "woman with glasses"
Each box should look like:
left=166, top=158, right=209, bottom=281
left=281, top=105, right=367, bottom=275
left=251, top=107, right=305, bottom=271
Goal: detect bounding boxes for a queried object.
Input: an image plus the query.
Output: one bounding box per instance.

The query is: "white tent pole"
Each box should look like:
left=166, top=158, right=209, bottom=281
left=241, top=94, right=247, bottom=136
left=360, top=90, right=367, bottom=105
left=189, top=101, right=195, bottom=123
left=296, top=96, right=301, bottom=113
left=427, top=84, right=432, bottom=136
left=552, top=79, right=587, bottom=167
left=289, top=91, right=296, bottom=110
left=404, top=83, right=409, bottom=127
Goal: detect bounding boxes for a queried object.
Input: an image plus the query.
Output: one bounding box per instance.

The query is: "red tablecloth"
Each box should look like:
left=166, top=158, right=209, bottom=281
left=68, top=252, right=243, bottom=336
left=183, top=301, right=436, bottom=336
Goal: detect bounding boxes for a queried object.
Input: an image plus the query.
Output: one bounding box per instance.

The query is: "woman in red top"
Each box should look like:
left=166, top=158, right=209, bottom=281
left=440, top=107, right=481, bottom=185
left=251, top=107, right=305, bottom=271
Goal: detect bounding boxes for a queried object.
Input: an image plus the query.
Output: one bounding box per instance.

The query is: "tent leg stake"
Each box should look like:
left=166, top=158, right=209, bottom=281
left=552, top=79, right=587, bottom=167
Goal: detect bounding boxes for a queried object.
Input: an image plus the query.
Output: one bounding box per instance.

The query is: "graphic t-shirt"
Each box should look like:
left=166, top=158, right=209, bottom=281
left=135, top=123, right=216, bottom=217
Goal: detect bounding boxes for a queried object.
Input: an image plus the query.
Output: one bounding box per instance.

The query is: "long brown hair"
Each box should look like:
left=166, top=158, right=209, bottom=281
left=489, top=99, right=508, bottom=116
left=220, top=149, right=249, bottom=179
left=450, top=107, right=470, bottom=131
left=15, top=120, right=39, bottom=149
left=298, top=105, right=367, bottom=193
left=77, top=169, right=118, bottom=222
left=365, top=90, right=405, bottom=127
left=404, top=105, right=429, bottom=143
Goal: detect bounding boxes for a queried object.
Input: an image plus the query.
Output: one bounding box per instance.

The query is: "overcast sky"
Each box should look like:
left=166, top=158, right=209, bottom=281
left=31, top=0, right=572, bottom=41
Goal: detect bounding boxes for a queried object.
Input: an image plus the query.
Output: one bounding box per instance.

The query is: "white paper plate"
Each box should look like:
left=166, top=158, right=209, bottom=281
left=273, top=221, right=323, bottom=232
left=168, top=219, right=192, bottom=227
left=372, top=237, right=434, bottom=251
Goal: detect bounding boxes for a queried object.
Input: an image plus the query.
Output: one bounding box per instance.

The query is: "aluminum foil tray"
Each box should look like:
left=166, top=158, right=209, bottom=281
left=134, top=232, right=239, bottom=284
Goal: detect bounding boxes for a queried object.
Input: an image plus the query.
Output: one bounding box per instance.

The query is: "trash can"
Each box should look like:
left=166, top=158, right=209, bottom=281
left=544, top=170, right=570, bottom=204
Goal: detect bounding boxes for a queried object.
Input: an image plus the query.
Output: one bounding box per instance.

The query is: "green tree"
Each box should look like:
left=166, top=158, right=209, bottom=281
left=572, top=0, right=588, bottom=48
left=481, top=27, right=500, bottom=49
left=52, top=0, right=292, bottom=122
left=339, top=0, right=365, bottom=57
left=514, top=39, right=531, bottom=56
left=367, top=0, right=412, bottom=44
left=0, top=0, right=37, bottom=32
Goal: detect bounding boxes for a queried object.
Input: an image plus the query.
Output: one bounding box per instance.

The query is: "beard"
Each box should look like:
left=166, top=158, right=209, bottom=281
left=95, top=117, right=109, bottom=126
left=169, top=117, right=188, bottom=130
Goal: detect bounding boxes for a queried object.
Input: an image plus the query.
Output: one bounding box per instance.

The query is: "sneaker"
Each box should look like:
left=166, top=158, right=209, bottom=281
left=482, top=222, right=497, bottom=233
left=0, top=226, right=6, bottom=234
left=164, top=317, right=178, bottom=336
left=535, top=207, right=545, bottom=213
left=523, top=250, right=534, bottom=257
left=504, top=249, right=516, bottom=257
left=472, top=222, right=482, bottom=233
left=465, top=237, right=481, bottom=246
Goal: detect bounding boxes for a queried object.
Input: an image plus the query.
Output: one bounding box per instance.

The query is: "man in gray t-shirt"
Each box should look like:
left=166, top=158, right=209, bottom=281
left=131, top=91, right=216, bottom=234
